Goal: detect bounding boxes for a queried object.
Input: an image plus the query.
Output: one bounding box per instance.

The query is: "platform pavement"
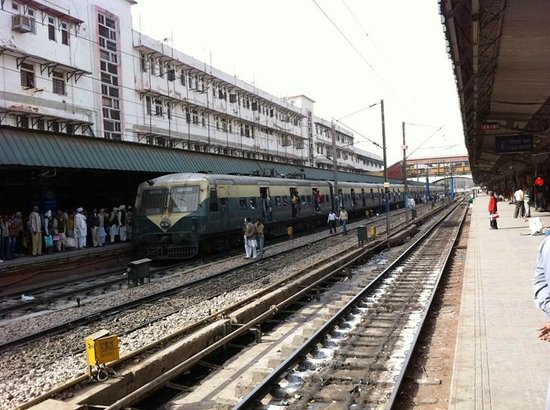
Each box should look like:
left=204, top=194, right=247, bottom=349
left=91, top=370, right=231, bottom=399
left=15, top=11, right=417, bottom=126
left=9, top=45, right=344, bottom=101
left=450, top=195, right=550, bottom=409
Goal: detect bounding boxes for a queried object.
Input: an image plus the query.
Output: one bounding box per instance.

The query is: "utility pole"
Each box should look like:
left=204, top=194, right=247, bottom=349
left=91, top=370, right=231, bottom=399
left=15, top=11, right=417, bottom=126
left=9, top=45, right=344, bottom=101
left=331, top=121, right=339, bottom=212
left=380, top=99, right=390, bottom=242
left=402, top=121, right=409, bottom=221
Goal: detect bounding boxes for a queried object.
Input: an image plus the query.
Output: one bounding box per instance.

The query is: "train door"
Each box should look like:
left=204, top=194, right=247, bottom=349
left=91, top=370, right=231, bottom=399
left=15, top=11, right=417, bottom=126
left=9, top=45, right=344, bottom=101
left=338, top=188, right=344, bottom=209
left=260, top=187, right=272, bottom=222
left=328, top=183, right=335, bottom=210
left=361, top=188, right=366, bottom=207
left=217, top=185, right=230, bottom=228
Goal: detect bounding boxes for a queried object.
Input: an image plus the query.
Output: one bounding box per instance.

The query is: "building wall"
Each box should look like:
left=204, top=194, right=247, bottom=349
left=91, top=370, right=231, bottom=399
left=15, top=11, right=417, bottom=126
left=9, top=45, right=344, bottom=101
left=0, top=0, right=382, bottom=174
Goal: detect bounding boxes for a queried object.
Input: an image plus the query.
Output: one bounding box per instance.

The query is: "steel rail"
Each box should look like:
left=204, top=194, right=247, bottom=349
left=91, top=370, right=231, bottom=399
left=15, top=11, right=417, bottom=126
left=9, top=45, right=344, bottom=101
left=233, top=201, right=466, bottom=409
left=14, top=201, right=452, bottom=409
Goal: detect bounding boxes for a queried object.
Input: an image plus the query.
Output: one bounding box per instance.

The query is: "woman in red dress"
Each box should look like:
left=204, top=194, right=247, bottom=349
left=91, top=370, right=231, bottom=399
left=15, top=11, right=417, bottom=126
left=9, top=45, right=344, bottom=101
left=488, top=191, right=498, bottom=229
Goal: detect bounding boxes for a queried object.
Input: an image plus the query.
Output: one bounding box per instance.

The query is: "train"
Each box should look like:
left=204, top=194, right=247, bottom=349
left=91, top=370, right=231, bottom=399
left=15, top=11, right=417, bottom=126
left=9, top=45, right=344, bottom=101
left=132, top=173, right=445, bottom=260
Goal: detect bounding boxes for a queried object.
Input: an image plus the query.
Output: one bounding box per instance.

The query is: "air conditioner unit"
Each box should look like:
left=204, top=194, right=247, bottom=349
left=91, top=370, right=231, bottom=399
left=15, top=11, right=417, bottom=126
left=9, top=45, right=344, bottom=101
left=12, top=15, right=33, bottom=33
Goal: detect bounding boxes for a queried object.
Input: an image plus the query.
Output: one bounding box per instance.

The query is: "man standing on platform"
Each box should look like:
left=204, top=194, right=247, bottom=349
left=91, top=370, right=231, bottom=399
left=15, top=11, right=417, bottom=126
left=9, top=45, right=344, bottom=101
left=532, top=235, right=550, bottom=408
left=488, top=191, right=498, bottom=230
left=29, top=205, right=42, bottom=256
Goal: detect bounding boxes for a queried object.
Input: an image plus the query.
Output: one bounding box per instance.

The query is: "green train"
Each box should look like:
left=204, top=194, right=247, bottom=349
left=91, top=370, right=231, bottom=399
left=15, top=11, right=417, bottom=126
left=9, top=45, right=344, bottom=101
left=132, top=173, right=441, bottom=259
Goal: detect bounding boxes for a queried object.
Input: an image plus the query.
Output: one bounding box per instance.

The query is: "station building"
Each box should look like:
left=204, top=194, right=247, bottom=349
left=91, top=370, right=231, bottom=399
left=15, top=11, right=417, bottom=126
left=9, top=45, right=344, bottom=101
left=0, top=0, right=383, bottom=211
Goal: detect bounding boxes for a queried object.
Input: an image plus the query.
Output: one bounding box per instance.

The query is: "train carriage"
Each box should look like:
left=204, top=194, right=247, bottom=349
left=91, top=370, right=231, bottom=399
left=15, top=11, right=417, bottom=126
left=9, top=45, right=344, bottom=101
left=133, top=173, right=444, bottom=260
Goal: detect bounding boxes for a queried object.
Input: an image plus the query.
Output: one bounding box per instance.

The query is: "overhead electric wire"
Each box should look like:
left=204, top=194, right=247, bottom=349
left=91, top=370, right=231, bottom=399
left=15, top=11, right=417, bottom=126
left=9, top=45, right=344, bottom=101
left=311, top=0, right=395, bottom=97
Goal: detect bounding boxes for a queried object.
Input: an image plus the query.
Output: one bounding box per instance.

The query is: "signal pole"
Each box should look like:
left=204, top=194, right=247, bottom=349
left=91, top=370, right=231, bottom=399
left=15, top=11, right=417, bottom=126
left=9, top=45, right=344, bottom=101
left=380, top=99, right=390, bottom=243
left=402, top=121, right=409, bottom=221
left=331, top=121, right=339, bottom=212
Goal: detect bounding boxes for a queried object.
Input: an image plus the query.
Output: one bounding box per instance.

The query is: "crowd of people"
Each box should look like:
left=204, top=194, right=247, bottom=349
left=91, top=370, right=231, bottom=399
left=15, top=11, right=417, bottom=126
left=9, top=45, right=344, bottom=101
left=0, top=205, right=133, bottom=262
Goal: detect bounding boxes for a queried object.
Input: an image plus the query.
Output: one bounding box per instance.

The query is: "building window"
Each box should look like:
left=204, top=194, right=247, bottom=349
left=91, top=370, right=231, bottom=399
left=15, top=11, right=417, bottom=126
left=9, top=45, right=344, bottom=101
left=61, top=22, right=69, bottom=45
left=140, top=52, right=147, bottom=72
left=158, top=61, right=164, bottom=78
left=20, top=63, right=34, bottom=88
left=154, top=99, right=162, bottom=116
left=48, top=16, right=56, bottom=41
left=145, top=96, right=152, bottom=115
left=18, top=115, right=29, bottom=128
left=180, top=69, right=185, bottom=86
left=52, top=71, right=65, bottom=95
left=50, top=121, right=60, bottom=133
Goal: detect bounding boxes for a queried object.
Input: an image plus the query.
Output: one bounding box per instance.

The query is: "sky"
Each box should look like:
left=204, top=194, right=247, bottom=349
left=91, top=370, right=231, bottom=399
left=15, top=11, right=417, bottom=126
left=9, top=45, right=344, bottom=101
left=131, top=0, right=467, bottom=166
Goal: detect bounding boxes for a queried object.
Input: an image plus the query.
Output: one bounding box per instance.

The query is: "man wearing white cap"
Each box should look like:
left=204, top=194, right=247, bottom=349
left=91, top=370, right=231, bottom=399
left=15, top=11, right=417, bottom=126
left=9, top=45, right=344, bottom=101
left=74, top=207, right=87, bottom=249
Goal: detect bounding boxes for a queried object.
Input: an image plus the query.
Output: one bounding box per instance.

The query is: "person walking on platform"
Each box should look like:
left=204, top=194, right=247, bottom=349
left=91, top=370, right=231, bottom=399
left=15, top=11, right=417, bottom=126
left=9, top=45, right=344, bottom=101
left=74, top=207, right=87, bottom=249
left=29, top=205, right=42, bottom=256
left=532, top=235, right=550, bottom=408
left=514, top=187, right=525, bottom=218
left=327, top=209, right=338, bottom=234
left=488, top=191, right=498, bottom=230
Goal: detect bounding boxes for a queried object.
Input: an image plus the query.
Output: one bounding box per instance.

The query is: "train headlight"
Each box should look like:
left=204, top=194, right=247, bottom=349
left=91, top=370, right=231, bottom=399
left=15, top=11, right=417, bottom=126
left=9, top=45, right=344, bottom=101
left=160, top=218, right=171, bottom=230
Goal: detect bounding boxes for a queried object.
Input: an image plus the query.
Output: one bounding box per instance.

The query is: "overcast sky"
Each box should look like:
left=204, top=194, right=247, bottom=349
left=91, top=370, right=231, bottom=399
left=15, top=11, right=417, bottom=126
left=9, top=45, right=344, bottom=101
left=132, top=0, right=467, bottom=166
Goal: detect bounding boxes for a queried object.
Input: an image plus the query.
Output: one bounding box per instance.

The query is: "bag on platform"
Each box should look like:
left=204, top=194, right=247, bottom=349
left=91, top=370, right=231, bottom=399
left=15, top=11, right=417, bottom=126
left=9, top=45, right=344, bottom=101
left=65, top=236, right=76, bottom=248
left=490, top=213, right=500, bottom=220
left=44, top=235, right=53, bottom=248
left=52, top=234, right=60, bottom=242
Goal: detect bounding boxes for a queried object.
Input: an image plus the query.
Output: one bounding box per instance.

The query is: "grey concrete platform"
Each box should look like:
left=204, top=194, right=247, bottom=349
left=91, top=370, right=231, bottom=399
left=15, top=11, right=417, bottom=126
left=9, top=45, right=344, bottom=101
left=450, top=194, right=550, bottom=409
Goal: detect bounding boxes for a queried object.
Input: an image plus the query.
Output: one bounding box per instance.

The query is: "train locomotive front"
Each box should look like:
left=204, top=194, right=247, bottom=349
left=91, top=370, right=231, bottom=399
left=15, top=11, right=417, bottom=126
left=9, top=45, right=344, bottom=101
left=133, top=174, right=209, bottom=259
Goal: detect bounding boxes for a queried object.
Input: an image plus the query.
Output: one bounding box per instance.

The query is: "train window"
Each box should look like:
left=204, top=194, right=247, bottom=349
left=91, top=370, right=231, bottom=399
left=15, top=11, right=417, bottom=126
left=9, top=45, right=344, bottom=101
left=324, top=194, right=329, bottom=203
left=249, top=198, right=257, bottom=209
left=139, top=188, right=167, bottom=215
left=169, top=186, right=199, bottom=212
left=282, top=196, right=289, bottom=206
left=306, top=195, right=312, bottom=205
left=239, top=199, right=247, bottom=210
left=275, top=196, right=281, bottom=207
left=300, top=195, right=306, bottom=205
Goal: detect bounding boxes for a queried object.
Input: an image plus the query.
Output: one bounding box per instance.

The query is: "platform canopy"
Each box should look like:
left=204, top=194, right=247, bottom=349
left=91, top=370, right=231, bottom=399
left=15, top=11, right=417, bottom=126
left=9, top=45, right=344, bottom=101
left=441, top=0, right=550, bottom=186
left=0, top=127, right=391, bottom=184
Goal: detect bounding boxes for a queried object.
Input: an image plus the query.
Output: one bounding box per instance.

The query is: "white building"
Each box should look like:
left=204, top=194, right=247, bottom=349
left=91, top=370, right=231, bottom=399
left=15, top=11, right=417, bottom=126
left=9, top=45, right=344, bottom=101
left=0, top=0, right=381, bottom=174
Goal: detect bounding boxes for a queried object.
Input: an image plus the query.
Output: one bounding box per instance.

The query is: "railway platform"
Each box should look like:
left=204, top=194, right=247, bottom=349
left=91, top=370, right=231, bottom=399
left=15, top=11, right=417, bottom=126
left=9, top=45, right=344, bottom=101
left=450, top=195, right=550, bottom=409
left=0, top=242, right=134, bottom=296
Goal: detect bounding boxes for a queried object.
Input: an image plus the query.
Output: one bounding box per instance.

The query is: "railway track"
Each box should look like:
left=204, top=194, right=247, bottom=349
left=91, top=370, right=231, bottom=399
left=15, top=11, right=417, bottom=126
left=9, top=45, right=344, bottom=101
left=4, top=200, right=458, bottom=408
left=0, top=203, right=432, bottom=351
left=234, top=203, right=467, bottom=409
left=11, top=201, right=462, bottom=408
